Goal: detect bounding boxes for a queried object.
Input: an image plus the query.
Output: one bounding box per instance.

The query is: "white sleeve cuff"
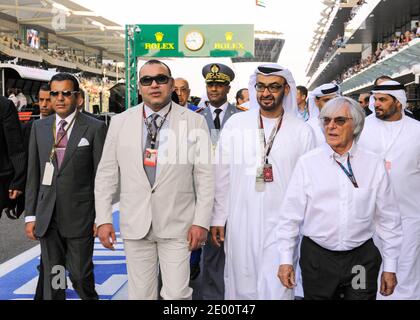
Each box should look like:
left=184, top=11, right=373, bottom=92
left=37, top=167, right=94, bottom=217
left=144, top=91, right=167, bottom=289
left=383, top=258, right=398, bottom=273
left=25, top=216, right=36, bottom=223
left=210, top=218, right=226, bottom=227
left=279, top=251, right=294, bottom=266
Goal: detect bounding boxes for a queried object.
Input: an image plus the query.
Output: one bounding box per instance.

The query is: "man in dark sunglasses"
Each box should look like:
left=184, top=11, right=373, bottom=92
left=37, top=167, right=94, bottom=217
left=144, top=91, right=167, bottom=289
left=95, top=59, right=213, bottom=300
left=25, top=72, right=107, bottom=300
left=278, top=96, right=402, bottom=300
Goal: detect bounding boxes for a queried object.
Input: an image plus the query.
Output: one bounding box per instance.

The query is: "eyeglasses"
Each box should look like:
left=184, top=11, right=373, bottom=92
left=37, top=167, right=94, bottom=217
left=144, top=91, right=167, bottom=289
left=50, top=90, right=79, bottom=98
left=255, top=83, right=285, bottom=93
left=321, top=116, right=353, bottom=126
left=139, top=74, right=171, bottom=86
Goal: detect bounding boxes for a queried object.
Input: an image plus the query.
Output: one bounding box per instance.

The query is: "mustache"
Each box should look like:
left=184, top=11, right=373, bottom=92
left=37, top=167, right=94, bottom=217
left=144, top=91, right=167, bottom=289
left=260, top=95, right=274, bottom=100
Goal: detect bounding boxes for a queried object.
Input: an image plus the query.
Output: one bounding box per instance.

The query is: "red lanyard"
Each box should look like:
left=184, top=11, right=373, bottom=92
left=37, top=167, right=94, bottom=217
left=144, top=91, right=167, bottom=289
left=259, top=111, right=283, bottom=162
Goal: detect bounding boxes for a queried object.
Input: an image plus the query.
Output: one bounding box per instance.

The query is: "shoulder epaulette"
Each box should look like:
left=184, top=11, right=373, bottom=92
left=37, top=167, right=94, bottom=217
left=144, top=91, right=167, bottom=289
left=236, top=104, right=249, bottom=111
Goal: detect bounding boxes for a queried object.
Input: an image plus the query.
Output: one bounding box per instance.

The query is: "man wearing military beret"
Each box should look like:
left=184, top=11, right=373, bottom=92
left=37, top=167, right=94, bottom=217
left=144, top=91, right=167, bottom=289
left=199, top=62, right=246, bottom=300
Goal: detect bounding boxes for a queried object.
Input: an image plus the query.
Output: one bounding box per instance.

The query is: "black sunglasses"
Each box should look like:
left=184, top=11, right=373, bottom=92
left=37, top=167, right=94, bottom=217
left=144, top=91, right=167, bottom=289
left=139, top=74, right=171, bottom=86
left=321, top=116, right=353, bottom=126
left=255, top=83, right=285, bottom=93
left=50, top=90, right=79, bottom=98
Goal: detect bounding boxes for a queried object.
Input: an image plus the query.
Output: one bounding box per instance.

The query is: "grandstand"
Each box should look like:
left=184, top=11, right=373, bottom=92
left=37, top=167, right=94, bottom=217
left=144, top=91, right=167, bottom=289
left=232, top=30, right=285, bottom=63
left=306, top=0, right=420, bottom=111
left=0, top=0, right=125, bottom=113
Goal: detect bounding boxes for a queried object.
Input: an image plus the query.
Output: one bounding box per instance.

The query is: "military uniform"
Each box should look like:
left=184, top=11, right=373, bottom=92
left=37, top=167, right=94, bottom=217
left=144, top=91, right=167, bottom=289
left=197, top=63, right=247, bottom=300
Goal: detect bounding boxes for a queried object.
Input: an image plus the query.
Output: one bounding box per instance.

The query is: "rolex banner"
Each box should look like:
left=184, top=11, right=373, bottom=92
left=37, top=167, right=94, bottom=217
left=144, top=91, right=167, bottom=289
left=127, top=24, right=254, bottom=58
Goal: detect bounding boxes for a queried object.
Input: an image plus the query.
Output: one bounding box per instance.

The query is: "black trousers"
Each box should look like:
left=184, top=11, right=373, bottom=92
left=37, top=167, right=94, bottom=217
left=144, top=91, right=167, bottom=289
left=33, top=258, right=44, bottom=300
left=300, top=236, right=382, bottom=300
left=39, top=216, right=98, bottom=300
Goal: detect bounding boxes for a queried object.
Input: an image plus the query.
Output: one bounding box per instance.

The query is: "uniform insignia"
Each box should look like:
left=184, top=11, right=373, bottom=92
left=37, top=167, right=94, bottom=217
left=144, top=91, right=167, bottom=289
left=211, top=64, right=220, bottom=73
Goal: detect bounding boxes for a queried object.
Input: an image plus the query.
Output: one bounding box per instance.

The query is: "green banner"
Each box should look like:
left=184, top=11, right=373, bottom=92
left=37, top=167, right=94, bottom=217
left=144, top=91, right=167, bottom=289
left=131, top=24, right=254, bottom=58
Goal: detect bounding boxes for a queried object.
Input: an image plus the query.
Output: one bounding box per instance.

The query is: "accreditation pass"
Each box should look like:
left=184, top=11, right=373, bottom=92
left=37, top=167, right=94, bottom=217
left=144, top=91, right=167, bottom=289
left=42, top=162, right=54, bottom=185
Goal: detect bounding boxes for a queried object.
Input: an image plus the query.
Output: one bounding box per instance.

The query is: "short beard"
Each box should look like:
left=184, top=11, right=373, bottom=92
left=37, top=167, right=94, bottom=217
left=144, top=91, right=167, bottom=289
left=257, top=92, right=284, bottom=112
left=375, top=104, right=399, bottom=120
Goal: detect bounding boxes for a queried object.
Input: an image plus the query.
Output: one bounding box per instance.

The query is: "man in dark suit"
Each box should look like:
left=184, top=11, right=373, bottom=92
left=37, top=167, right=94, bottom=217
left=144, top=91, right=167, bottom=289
left=24, top=73, right=107, bottom=300
left=197, top=63, right=246, bottom=300
left=0, top=96, right=26, bottom=217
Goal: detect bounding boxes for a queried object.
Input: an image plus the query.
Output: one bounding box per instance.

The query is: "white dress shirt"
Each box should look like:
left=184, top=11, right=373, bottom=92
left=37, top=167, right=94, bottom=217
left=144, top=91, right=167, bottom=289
left=276, top=143, right=402, bottom=273
left=209, top=102, right=228, bottom=125
left=55, top=109, right=78, bottom=140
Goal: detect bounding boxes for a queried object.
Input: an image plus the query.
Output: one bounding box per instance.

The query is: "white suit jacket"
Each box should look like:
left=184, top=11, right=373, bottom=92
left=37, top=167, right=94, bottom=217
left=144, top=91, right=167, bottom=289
left=95, top=102, right=214, bottom=239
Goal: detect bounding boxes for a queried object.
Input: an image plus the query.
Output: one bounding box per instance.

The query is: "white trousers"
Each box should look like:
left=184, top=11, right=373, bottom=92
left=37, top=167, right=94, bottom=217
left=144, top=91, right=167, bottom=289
left=123, top=228, right=192, bottom=300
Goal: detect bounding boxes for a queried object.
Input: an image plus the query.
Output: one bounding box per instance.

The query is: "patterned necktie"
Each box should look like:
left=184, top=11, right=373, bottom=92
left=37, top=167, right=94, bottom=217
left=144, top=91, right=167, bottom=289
left=144, top=113, right=160, bottom=187
left=214, top=108, right=223, bottom=130
left=56, top=119, right=68, bottom=169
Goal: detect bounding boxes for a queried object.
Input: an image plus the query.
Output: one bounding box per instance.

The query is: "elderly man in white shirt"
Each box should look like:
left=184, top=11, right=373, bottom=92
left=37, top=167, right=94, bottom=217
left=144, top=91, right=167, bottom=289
left=276, top=96, right=403, bottom=300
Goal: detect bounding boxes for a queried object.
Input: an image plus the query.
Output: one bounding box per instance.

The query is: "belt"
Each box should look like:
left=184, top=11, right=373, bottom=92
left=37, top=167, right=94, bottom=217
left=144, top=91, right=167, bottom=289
left=303, top=236, right=373, bottom=256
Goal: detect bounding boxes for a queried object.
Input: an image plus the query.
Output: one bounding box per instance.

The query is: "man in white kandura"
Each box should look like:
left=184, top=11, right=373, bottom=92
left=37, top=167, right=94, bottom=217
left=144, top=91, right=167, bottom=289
left=277, top=97, right=402, bottom=300
left=210, top=63, right=315, bottom=300
left=306, top=83, right=341, bottom=146
left=358, top=80, right=420, bottom=300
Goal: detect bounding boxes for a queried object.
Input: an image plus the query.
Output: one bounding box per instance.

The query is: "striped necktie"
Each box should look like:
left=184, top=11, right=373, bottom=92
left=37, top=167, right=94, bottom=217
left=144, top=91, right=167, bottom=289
left=56, top=119, right=68, bottom=168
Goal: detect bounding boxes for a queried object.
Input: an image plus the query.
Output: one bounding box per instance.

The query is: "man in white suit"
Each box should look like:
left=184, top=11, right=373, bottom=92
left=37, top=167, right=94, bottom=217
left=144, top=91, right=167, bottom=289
left=95, top=60, right=214, bottom=300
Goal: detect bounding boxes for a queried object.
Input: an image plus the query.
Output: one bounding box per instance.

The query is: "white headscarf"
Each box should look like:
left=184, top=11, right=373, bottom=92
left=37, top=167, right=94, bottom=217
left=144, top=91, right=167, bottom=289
left=370, top=80, right=407, bottom=110
left=307, top=83, right=341, bottom=121
left=248, top=63, right=298, bottom=114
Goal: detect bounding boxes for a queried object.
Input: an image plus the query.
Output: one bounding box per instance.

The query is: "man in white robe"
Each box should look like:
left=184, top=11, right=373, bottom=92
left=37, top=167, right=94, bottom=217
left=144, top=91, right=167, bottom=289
left=358, top=80, right=420, bottom=300
left=210, top=64, right=315, bottom=300
left=307, top=83, right=341, bottom=146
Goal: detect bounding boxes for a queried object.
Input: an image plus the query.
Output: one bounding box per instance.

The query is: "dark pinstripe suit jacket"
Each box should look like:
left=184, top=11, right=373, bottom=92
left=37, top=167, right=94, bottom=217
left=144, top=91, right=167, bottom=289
left=25, top=112, right=107, bottom=238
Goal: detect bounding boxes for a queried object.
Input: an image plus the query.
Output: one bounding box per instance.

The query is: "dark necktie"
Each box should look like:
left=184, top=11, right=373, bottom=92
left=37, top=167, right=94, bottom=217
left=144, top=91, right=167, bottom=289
left=214, top=108, right=223, bottom=130
left=144, top=113, right=160, bottom=187
left=56, top=119, right=68, bottom=169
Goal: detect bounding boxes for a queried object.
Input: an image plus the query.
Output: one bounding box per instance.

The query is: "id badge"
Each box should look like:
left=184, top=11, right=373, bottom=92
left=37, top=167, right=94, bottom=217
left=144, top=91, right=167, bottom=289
left=263, top=163, right=274, bottom=183
left=144, top=148, right=158, bottom=167
left=255, top=166, right=265, bottom=192
left=42, top=162, right=54, bottom=186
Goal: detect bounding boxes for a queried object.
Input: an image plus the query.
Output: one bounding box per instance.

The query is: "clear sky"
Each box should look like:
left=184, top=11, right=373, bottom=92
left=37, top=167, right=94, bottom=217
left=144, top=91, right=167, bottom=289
left=72, top=0, right=325, bottom=99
